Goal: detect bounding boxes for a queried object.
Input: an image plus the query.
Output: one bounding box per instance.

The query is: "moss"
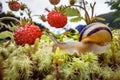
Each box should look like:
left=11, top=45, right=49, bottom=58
left=0, top=29, right=120, bottom=80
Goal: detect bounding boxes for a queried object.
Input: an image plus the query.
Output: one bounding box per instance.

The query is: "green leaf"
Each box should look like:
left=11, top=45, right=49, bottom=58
left=96, top=17, right=106, bottom=21
left=64, top=7, right=82, bottom=22
left=111, top=2, right=120, bottom=10
left=0, top=31, right=14, bottom=40
left=8, top=22, right=18, bottom=31
left=113, top=17, right=120, bottom=23
left=64, top=7, right=80, bottom=16
left=69, top=16, right=82, bottom=22
left=54, top=5, right=82, bottom=22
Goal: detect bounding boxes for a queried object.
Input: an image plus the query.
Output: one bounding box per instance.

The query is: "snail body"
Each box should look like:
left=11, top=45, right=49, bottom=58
left=47, top=22, right=112, bottom=55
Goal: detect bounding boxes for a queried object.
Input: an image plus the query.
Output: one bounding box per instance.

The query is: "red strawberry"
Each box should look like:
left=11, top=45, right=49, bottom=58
left=49, top=0, right=60, bottom=5
left=47, top=11, right=67, bottom=28
left=14, top=24, right=42, bottom=45
left=8, top=1, right=20, bottom=11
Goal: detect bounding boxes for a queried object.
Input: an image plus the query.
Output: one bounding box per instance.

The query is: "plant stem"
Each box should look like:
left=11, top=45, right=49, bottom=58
left=45, top=8, right=51, bottom=12
left=72, top=0, right=91, bottom=24
left=0, top=17, right=20, bottom=24
left=55, top=63, right=60, bottom=80
left=111, top=44, right=117, bottom=65
left=90, top=2, right=96, bottom=18
left=82, top=0, right=91, bottom=24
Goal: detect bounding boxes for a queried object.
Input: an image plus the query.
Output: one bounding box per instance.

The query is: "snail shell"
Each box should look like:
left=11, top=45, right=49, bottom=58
left=79, top=22, right=112, bottom=45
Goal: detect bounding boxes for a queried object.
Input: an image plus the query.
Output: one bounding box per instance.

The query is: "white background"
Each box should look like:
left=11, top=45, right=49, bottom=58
left=0, top=0, right=113, bottom=33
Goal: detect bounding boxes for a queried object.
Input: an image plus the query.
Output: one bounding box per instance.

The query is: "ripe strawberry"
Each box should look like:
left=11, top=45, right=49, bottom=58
left=47, top=11, right=67, bottom=28
left=14, top=24, right=42, bottom=45
left=8, top=1, right=20, bottom=11
left=49, top=0, right=60, bottom=5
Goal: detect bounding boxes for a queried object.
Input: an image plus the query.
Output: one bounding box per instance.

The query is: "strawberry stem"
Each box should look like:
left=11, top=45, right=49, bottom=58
left=71, top=0, right=96, bottom=24
left=45, top=8, right=51, bottom=12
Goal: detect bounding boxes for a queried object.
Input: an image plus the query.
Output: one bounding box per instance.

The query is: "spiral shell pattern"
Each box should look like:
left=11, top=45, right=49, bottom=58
left=79, top=22, right=112, bottom=45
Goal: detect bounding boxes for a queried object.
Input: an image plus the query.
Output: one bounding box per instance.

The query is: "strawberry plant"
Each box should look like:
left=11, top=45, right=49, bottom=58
left=0, top=0, right=120, bottom=80
left=40, top=0, right=105, bottom=30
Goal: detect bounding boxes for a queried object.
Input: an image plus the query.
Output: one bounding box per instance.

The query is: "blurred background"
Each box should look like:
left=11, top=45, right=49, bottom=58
left=0, top=0, right=112, bottom=22
left=0, top=0, right=119, bottom=33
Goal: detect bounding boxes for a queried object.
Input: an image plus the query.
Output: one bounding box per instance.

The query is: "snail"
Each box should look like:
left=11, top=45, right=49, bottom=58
left=46, top=22, right=112, bottom=56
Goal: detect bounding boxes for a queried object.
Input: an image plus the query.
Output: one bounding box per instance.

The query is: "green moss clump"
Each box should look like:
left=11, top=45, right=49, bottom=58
left=0, top=29, right=120, bottom=80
